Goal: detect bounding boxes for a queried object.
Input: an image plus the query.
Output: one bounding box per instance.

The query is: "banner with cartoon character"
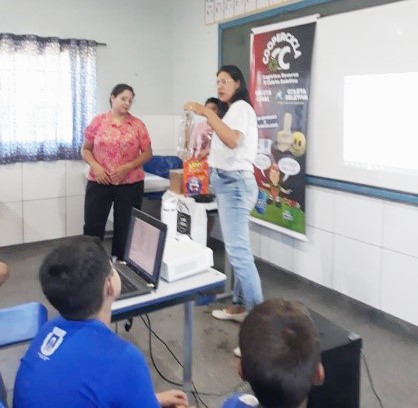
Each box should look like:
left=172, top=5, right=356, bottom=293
left=249, top=15, right=318, bottom=241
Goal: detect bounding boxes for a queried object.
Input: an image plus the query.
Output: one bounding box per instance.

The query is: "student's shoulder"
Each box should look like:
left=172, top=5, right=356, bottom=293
left=222, top=393, right=260, bottom=408
left=106, top=332, right=146, bottom=362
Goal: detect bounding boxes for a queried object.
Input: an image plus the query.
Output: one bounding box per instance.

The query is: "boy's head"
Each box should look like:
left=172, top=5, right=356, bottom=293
left=238, top=299, right=324, bottom=408
left=39, top=237, right=118, bottom=320
left=205, top=97, right=228, bottom=118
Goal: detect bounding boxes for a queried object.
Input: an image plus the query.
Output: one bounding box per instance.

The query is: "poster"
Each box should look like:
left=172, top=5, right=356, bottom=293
left=245, top=0, right=257, bottom=13
left=234, top=0, right=245, bottom=16
left=215, top=0, right=224, bottom=22
left=249, top=15, right=318, bottom=240
left=257, top=0, right=269, bottom=9
left=224, top=0, right=234, bottom=19
left=205, top=0, right=215, bottom=24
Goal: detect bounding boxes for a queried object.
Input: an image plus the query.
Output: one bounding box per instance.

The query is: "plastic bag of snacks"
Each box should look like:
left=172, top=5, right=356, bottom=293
left=183, top=158, right=209, bottom=197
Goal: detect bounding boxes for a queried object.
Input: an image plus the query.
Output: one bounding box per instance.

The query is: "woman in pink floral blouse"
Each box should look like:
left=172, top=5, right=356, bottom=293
left=81, top=84, right=152, bottom=260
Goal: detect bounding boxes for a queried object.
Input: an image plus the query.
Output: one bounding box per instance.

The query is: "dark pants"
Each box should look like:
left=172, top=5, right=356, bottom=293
left=83, top=181, right=144, bottom=259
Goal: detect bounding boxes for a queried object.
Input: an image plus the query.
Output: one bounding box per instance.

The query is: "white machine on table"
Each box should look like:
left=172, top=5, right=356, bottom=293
left=161, top=236, right=214, bottom=282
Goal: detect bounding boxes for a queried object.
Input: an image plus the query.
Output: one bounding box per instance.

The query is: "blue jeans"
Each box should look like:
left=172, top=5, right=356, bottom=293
left=210, top=168, right=263, bottom=310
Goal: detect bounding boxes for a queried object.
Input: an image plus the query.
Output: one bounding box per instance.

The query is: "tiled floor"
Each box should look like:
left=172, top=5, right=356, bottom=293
left=1, top=237, right=417, bottom=407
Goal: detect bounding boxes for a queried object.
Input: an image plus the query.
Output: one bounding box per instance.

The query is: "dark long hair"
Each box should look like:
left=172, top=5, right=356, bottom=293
left=205, top=97, right=228, bottom=118
left=109, top=83, right=135, bottom=107
left=217, top=65, right=252, bottom=107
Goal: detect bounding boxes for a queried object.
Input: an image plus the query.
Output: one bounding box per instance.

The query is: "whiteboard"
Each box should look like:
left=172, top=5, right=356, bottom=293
left=307, top=0, right=418, bottom=194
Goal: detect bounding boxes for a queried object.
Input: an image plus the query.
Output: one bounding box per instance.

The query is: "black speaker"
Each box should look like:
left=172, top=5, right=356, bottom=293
left=308, top=310, right=362, bottom=408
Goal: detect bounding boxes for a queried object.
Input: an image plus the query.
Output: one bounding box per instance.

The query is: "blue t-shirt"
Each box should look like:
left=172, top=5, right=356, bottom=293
left=13, top=317, right=160, bottom=408
left=223, top=393, right=260, bottom=408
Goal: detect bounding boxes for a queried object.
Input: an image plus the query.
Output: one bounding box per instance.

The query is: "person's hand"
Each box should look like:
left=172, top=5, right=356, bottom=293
left=110, top=164, right=131, bottom=185
left=91, top=163, right=111, bottom=184
left=197, top=147, right=210, bottom=160
left=184, top=102, right=207, bottom=117
left=156, top=389, right=189, bottom=408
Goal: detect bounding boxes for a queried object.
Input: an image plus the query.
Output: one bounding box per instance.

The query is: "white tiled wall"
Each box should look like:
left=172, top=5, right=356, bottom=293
left=334, top=192, right=383, bottom=246
left=294, top=226, right=333, bottom=288
left=333, top=235, right=381, bottom=308
left=0, top=115, right=178, bottom=247
left=381, top=250, right=418, bottom=326
left=250, top=185, right=418, bottom=326
left=0, top=201, right=23, bottom=246
left=2, top=129, right=418, bottom=326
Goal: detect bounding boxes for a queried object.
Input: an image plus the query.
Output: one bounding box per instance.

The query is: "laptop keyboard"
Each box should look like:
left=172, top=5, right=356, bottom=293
left=114, top=262, right=151, bottom=298
left=119, top=273, right=137, bottom=294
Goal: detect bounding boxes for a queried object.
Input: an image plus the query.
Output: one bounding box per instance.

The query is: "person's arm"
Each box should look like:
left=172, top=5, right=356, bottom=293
left=81, top=141, right=112, bottom=185
left=184, top=102, right=240, bottom=149
left=0, top=261, right=9, bottom=286
left=109, top=145, right=153, bottom=184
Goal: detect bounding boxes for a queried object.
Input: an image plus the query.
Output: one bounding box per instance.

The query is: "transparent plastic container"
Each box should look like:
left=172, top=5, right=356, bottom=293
left=177, top=111, right=194, bottom=161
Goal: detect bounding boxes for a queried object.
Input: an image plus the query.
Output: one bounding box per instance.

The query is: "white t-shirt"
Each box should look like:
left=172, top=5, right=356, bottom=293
left=208, top=100, right=258, bottom=172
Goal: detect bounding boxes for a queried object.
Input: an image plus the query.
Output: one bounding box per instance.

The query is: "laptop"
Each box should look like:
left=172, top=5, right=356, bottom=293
left=114, top=208, right=167, bottom=300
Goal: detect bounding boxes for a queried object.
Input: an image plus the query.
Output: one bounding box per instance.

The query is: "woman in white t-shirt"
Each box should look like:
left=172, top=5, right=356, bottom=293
left=185, top=65, right=263, bottom=339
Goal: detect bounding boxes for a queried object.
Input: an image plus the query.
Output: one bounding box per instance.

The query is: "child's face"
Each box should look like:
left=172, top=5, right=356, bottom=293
left=205, top=102, right=219, bottom=116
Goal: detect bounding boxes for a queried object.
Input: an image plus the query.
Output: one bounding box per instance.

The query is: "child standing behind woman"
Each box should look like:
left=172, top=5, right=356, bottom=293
left=189, top=97, right=227, bottom=159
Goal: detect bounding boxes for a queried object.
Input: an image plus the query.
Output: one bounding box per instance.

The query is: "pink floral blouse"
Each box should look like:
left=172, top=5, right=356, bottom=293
left=84, top=112, right=151, bottom=184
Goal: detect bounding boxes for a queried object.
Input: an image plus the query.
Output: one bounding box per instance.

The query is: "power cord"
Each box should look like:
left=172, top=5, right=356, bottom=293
left=140, top=314, right=210, bottom=408
left=361, top=350, right=384, bottom=408
left=139, top=314, right=247, bottom=398
left=113, top=314, right=247, bottom=406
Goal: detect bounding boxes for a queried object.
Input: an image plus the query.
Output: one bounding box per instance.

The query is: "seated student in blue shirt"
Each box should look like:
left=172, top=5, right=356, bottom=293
left=13, top=237, right=188, bottom=408
left=223, top=299, right=324, bottom=408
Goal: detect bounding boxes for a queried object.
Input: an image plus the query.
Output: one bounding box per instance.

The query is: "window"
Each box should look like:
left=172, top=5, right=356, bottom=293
left=0, top=34, right=97, bottom=163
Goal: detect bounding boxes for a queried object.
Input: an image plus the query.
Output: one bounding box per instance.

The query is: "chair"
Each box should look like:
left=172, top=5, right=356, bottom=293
left=143, top=155, right=182, bottom=179
left=143, top=155, right=183, bottom=200
left=0, top=302, right=48, bottom=408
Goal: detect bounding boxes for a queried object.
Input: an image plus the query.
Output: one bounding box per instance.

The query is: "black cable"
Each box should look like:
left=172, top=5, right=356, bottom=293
left=127, top=314, right=245, bottom=407
left=361, top=350, right=384, bottom=408
left=140, top=313, right=242, bottom=397
left=140, top=315, right=182, bottom=387
left=141, top=315, right=209, bottom=408
left=140, top=314, right=214, bottom=408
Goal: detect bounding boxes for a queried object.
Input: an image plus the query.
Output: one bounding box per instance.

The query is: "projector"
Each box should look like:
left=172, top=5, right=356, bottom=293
left=161, top=236, right=214, bottom=282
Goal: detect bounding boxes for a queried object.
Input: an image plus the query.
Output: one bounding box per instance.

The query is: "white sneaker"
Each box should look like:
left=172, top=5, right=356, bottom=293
left=233, top=346, right=241, bottom=358
left=211, top=308, right=247, bottom=323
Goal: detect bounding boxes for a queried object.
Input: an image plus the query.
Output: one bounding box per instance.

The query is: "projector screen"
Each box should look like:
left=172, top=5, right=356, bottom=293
left=307, top=0, right=418, bottom=194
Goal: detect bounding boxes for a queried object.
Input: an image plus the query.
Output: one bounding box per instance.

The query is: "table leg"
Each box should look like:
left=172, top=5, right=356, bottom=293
left=183, top=300, right=194, bottom=396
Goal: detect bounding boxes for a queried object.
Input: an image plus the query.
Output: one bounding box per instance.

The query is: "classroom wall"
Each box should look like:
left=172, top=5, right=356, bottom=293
left=0, top=0, right=417, bottom=327
left=0, top=0, right=183, bottom=245
left=249, top=187, right=418, bottom=326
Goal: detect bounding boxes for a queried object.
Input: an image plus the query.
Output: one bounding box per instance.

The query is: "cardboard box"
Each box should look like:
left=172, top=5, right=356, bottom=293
left=169, top=169, right=184, bottom=194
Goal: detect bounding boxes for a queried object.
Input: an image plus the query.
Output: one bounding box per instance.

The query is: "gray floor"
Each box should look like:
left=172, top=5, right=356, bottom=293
left=1, top=236, right=418, bottom=408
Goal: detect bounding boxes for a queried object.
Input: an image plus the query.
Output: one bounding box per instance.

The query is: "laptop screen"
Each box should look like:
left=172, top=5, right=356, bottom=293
left=124, top=208, right=167, bottom=288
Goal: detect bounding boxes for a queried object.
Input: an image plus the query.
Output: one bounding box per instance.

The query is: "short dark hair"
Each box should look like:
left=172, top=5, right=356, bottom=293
left=239, top=299, right=321, bottom=408
left=39, top=237, right=111, bottom=320
left=217, top=65, right=252, bottom=106
left=205, top=97, right=228, bottom=118
left=109, top=83, right=135, bottom=106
